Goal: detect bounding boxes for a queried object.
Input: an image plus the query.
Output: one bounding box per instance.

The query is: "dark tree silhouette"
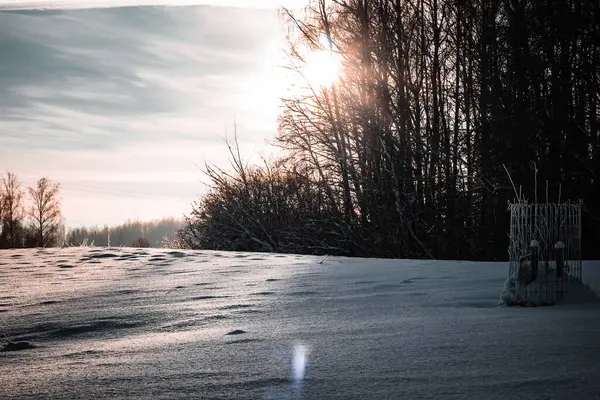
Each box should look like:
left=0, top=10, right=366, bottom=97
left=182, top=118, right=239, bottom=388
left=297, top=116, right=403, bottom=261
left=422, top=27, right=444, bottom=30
left=0, top=172, right=25, bottom=248
left=27, top=178, right=62, bottom=248
left=275, top=0, right=600, bottom=259
left=183, top=0, right=600, bottom=260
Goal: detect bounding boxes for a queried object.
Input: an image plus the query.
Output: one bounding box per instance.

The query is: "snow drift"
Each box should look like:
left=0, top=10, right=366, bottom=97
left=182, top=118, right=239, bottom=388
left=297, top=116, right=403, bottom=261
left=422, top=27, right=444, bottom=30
left=1, top=248, right=599, bottom=399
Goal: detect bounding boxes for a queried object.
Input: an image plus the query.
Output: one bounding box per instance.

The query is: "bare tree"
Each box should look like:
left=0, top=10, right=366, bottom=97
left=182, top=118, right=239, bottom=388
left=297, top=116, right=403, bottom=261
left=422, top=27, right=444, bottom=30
left=27, top=177, right=61, bottom=248
left=0, top=181, right=4, bottom=240
left=0, top=172, right=25, bottom=248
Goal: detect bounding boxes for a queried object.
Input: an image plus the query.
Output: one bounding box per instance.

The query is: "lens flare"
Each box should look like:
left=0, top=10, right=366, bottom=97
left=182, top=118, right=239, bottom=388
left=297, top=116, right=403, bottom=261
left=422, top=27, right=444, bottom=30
left=292, top=343, right=307, bottom=385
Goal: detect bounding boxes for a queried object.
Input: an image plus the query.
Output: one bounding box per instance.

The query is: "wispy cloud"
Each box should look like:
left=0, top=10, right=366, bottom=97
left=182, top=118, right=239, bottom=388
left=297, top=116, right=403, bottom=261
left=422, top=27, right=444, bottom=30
left=0, top=4, right=290, bottom=225
left=0, top=0, right=306, bottom=10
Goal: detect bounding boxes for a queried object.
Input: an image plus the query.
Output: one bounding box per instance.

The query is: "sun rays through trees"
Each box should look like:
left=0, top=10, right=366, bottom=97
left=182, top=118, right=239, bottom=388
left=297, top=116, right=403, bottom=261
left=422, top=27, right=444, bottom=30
left=182, top=0, right=600, bottom=260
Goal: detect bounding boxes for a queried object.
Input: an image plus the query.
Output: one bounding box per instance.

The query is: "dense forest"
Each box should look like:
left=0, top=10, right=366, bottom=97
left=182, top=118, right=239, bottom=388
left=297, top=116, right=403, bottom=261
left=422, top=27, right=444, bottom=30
left=67, top=218, right=184, bottom=248
left=181, top=0, right=600, bottom=260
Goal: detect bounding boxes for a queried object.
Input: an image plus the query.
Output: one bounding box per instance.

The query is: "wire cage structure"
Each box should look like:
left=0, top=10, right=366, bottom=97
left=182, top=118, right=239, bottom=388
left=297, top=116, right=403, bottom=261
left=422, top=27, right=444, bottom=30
left=504, top=202, right=582, bottom=306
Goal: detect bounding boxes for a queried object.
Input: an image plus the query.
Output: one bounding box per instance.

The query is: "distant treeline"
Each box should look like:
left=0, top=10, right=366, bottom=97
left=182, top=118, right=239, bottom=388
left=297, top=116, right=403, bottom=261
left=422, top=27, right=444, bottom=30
left=67, top=217, right=184, bottom=248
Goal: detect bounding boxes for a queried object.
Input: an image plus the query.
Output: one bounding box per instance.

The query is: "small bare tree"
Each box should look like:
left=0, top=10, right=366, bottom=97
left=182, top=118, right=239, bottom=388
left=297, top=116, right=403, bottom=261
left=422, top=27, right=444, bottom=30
left=28, top=177, right=62, bottom=248
left=0, top=172, right=25, bottom=248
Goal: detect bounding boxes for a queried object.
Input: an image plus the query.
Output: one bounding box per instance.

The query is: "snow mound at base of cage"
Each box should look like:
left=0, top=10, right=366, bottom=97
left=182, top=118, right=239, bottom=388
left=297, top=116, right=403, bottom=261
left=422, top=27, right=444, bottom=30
left=501, top=277, right=559, bottom=306
left=501, top=263, right=589, bottom=306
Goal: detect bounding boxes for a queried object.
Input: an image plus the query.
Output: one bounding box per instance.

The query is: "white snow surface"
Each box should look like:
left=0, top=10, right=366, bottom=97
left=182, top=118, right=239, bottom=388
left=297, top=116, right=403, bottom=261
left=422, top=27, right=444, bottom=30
left=1, top=247, right=600, bottom=399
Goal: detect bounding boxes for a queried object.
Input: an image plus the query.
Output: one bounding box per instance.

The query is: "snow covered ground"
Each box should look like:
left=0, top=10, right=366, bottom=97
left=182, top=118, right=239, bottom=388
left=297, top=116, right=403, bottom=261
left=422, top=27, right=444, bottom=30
left=1, top=248, right=599, bottom=399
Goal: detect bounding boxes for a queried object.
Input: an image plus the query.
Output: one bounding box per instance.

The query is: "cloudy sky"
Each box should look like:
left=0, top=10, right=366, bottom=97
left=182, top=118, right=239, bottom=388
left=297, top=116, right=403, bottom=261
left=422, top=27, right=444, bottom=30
left=0, top=1, right=300, bottom=227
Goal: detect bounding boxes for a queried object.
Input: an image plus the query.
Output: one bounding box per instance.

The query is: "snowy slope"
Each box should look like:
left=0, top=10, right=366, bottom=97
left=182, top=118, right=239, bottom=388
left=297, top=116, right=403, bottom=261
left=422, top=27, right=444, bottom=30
left=1, top=248, right=599, bottom=399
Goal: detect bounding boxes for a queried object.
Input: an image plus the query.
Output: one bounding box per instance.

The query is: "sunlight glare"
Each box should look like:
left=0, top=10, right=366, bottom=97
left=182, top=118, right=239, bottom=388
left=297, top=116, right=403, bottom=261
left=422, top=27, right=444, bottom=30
left=318, top=33, right=332, bottom=50
left=304, top=34, right=341, bottom=88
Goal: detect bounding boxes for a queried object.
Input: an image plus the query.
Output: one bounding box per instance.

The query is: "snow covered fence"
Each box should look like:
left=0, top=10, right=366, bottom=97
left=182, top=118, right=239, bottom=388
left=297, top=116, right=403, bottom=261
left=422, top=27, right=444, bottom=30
left=502, top=202, right=582, bottom=306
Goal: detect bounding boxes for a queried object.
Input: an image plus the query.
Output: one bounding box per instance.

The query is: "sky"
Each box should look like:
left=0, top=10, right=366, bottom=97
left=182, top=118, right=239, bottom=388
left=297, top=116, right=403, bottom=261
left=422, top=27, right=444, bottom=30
left=0, top=0, right=303, bottom=227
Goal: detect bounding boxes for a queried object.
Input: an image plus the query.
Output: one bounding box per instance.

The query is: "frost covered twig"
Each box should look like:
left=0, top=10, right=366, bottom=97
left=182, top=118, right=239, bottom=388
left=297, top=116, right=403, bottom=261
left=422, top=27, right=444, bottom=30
left=503, top=164, right=520, bottom=202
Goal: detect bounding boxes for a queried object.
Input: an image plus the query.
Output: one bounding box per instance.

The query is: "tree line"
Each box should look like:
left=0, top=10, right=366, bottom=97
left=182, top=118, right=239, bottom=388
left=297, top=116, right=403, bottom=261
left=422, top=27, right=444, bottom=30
left=180, top=0, right=600, bottom=260
left=67, top=217, right=184, bottom=248
left=0, top=172, right=63, bottom=248
left=0, top=172, right=183, bottom=249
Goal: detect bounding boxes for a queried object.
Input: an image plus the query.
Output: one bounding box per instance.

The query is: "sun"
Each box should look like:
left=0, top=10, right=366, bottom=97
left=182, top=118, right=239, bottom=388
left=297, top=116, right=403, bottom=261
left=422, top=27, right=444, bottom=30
left=303, top=34, right=341, bottom=88
left=239, top=33, right=341, bottom=124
